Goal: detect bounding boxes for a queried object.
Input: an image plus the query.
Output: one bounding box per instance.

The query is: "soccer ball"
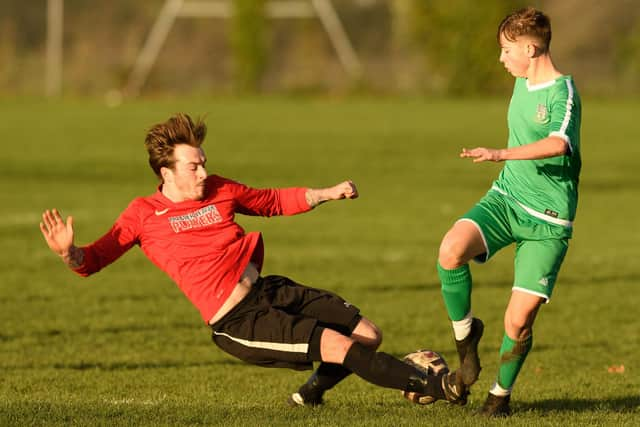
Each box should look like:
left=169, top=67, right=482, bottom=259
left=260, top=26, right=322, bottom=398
left=401, top=349, right=449, bottom=405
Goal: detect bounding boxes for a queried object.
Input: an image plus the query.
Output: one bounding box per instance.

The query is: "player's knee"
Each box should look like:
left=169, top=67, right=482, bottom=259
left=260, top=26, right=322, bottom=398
left=504, top=295, right=542, bottom=338
left=438, top=237, right=467, bottom=269
left=320, top=329, right=354, bottom=364
left=504, top=314, right=533, bottom=339
left=368, top=323, right=383, bottom=349
left=352, top=318, right=383, bottom=349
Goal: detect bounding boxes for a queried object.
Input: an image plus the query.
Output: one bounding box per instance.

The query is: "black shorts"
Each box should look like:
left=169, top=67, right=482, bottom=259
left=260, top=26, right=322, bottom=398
left=210, top=275, right=361, bottom=371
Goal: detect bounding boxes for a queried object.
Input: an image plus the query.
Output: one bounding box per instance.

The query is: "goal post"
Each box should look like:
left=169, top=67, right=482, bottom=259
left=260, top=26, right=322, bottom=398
left=123, top=0, right=363, bottom=97
left=45, top=0, right=64, bottom=97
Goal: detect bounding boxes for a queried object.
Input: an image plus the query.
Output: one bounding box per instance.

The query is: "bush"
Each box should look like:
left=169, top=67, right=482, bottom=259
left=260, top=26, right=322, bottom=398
left=409, top=0, right=528, bottom=95
left=230, top=0, right=268, bottom=92
left=615, top=19, right=640, bottom=93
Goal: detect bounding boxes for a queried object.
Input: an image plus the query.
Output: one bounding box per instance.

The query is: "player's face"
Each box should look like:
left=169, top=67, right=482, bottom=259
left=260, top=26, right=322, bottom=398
left=499, top=34, right=532, bottom=78
left=165, top=144, right=208, bottom=201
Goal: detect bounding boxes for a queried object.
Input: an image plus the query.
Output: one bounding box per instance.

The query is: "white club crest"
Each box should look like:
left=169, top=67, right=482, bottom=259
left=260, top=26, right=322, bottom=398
left=535, top=104, right=548, bottom=123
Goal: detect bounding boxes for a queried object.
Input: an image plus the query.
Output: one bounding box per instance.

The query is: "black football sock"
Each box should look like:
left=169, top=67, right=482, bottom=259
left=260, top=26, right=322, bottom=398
left=342, top=342, right=445, bottom=399
left=315, top=362, right=352, bottom=390
left=300, top=328, right=353, bottom=400
left=299, top=363, right=352, bottom=401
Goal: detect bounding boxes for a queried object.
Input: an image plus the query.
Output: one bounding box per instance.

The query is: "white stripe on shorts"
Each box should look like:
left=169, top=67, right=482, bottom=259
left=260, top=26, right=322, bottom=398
left=213, top=331, right=309, bottom=354
left=512, top=286, right=550, bottom=303
left=491, top=186, right=573, bottom=228
left=456, top=218, right=490, bottom=262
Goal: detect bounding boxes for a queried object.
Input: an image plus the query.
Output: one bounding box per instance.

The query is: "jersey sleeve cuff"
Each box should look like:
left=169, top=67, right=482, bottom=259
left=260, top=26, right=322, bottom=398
left=279, top=187, right=312, bottom=215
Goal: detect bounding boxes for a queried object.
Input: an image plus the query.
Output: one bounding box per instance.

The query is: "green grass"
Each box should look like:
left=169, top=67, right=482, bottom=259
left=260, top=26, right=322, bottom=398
left=1, top=96, right=639, bottom=426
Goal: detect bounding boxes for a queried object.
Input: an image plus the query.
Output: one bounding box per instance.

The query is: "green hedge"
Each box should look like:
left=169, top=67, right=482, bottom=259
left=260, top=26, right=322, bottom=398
left=409, top=0, right=529, bottom=94
left=230, top=0, right=267, bottom=92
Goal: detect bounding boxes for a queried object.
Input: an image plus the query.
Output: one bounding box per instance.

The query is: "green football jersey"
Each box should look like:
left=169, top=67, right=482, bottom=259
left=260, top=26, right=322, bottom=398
left=492, top=75, right=581, bottom=227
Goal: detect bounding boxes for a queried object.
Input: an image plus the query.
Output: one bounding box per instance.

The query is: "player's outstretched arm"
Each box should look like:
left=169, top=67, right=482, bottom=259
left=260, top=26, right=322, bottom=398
left=39, top=208, right=84, bottom=268
left=305, top=180, right=359, bottom=208
left=460, top=136, right=568, bottom=163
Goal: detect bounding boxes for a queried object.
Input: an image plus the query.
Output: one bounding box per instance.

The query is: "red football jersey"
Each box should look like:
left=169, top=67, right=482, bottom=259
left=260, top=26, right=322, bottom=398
left=71, top=175, right=311, bottom=322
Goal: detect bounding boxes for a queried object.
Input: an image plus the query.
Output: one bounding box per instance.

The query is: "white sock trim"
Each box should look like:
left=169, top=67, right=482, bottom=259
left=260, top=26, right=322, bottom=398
left=489, top=382, right=511, bottom=396
left=452, top=312, right=473, bottom=341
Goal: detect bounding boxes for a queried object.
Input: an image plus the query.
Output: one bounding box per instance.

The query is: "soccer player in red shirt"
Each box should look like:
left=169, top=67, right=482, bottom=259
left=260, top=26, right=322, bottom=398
left=40, top=113, right=458, bottom=406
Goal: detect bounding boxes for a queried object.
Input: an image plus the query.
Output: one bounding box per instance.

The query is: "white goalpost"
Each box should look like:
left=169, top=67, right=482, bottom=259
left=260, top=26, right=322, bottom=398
left=122, top=0, right=363, bottom=97
left=44, top=0, right=363, bottom=98
left=46, top=0, right=64, bottom=97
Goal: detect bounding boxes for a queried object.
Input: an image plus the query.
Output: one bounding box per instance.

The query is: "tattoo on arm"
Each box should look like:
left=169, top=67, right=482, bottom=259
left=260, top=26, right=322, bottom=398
left=305, top=190, right=317, bottom=208
left=60, top=246, right=84, bottom=269
left=305, top=189, right=328, bottom=209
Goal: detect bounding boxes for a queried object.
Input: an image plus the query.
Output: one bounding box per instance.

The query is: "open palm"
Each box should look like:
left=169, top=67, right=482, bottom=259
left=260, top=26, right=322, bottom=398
left=40, top=209, right=74, bottom=256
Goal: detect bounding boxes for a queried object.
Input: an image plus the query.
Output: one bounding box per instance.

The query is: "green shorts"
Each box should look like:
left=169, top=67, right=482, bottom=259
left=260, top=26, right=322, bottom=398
left=459, top=190, right=571, bottom=302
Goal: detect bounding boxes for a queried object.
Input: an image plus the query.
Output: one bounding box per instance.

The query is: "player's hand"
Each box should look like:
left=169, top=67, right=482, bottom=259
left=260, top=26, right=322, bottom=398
left=331, top=180, right=359, bottom=200
left=40, top=208, right=75, bottom=257
left=460, top=147, right=504, bottom=163
left=305, top=181, right=359, bottom=208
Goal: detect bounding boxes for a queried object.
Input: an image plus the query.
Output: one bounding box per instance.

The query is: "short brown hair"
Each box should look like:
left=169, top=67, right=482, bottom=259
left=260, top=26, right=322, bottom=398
left=144, top=113, right=207, bottom=178
left=498, top=7, right=552, bottom=53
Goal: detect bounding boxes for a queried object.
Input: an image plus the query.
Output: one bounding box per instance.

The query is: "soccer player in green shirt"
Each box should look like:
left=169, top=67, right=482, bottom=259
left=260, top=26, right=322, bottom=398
left=436, top=7, right=581, bottom=416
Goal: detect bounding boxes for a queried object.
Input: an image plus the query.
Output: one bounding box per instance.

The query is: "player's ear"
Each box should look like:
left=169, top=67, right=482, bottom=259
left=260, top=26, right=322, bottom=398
left=160, top=166, right=173, bottom=183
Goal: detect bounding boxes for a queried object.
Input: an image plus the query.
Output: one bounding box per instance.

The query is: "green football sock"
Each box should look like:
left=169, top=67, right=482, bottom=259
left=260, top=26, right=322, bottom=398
left=438, top=262, right=472, bottom=321
left=496, top=333, right=533, bottom=390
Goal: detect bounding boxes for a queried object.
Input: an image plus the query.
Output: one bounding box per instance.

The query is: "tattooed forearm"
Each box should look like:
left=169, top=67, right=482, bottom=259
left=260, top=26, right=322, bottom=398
left=305, top=189, right=327, bottom=209
left=305, top=190, right=317, bottom=208
left=60, top=245, right=84, bottom=269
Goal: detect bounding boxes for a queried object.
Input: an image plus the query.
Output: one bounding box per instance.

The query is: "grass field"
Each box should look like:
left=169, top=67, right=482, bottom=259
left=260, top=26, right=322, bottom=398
left=1, top=97, right=639, bottom=426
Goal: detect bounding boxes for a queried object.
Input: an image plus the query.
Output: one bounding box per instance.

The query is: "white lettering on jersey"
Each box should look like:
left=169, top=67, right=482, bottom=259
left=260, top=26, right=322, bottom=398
left=168, top=205, right=222, bottom=233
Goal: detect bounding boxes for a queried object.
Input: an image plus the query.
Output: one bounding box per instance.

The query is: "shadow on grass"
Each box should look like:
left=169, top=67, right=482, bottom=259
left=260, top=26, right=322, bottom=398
left=354, top=272, right=640, bottom=295
left=0, top=292, right=177, bottom=304
left=518, top=396, right=640, bottom=413
left=362, top=281, right=441, bottom=293
left=3, top=358, right=244, bottom=371
left=0, top=322, right=202, bottom=342
left=469, top=275, right=640, bottom=289
left=52, top=359, right=244, bottom=371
